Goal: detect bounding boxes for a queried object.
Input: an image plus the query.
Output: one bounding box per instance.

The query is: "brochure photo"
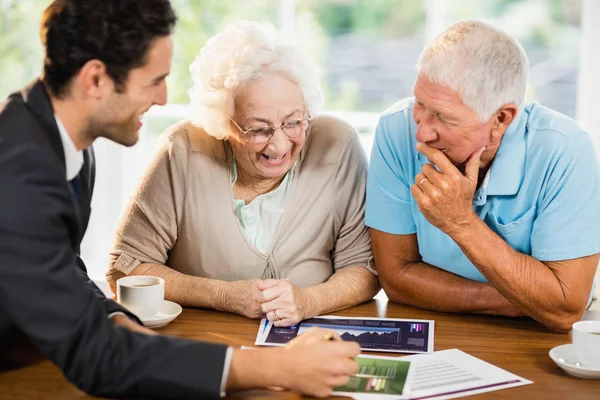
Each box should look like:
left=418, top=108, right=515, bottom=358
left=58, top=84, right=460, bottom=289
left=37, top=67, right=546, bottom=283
left=333, top=355, right=414, bottom=399
left=255, top=315, right=434, bottom=353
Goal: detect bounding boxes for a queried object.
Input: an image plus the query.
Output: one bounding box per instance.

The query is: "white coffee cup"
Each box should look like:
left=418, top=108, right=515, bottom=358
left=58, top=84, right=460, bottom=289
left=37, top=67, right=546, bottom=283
left=572, top=320, right=600, bottom=368
left=117, top=276, right=165, bottom=319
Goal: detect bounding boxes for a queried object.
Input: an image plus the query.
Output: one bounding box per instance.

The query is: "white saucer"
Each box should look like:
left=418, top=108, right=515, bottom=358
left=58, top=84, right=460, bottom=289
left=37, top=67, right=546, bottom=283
left=549, top=344, right=600, bottom=379
left=140, top=300, right=182, bottom=329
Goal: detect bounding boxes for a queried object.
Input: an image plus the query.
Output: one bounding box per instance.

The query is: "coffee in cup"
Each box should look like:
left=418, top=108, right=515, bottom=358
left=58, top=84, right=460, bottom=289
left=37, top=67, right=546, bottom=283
left=117, top=276, right=165, bottom=319
left=572, top=320, right=600, bottom=368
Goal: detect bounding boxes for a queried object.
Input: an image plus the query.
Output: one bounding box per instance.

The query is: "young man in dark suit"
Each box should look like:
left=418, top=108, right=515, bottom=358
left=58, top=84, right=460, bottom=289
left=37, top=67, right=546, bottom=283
left=0, top=1, right=359, bottom=398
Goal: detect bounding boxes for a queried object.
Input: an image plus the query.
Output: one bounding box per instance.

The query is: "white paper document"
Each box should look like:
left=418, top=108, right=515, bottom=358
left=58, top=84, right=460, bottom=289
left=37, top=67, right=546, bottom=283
left=241, top=346, right=530, bottom=399
left=399, top=349, right=532, bottom=399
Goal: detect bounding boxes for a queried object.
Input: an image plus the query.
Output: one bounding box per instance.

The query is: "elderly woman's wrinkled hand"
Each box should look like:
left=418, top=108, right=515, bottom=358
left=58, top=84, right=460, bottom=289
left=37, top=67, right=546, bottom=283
left=221, top=279, right=279, bottom=319
left=411, top=142, right=485, bottom=235
left=258, top=279, right=311, bottom=327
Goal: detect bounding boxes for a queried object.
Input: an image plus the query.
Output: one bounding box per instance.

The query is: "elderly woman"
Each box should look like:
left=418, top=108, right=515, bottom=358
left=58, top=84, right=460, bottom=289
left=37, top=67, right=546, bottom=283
left=367, top=20, right=600, bottom=333
left=107, top=21, right=379, bottom=326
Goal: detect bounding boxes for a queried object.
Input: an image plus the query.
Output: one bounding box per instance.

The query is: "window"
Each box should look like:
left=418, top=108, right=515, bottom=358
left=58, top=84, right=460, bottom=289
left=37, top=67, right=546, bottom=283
left=1, top=0, right=597, bottom=280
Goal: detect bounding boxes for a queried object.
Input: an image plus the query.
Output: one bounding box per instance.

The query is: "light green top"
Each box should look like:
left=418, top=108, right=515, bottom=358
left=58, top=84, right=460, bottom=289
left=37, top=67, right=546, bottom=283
left=232, top=160, right=295, bottom=253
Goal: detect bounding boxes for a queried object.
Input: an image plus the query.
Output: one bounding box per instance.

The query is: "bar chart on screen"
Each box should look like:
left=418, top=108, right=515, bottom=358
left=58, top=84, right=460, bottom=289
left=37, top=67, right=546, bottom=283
left=298, top=323, right=400, bottom=344
left=256, top=316, right=435, bottom=353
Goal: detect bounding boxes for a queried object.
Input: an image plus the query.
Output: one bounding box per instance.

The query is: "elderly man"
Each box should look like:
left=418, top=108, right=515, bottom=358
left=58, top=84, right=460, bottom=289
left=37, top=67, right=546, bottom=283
left=366, top=20, right=600, bottom=333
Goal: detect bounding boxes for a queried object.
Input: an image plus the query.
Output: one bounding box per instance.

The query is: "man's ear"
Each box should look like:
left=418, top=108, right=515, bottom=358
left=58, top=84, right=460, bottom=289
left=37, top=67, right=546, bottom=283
left=495, top=103, right=518, bottom=129
left=489, top=103, right=518, bottom=143
left=75, top=60, right=113, bottom=100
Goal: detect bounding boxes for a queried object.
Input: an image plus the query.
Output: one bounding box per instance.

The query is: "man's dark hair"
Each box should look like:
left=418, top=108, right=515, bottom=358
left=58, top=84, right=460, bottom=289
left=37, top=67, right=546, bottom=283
left=40, top=0, right=177, bottom=97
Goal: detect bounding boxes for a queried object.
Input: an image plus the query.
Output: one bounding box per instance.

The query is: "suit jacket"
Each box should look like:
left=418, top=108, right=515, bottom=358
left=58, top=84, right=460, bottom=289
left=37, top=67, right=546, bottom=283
left=0, top=80, right=228, bottom=399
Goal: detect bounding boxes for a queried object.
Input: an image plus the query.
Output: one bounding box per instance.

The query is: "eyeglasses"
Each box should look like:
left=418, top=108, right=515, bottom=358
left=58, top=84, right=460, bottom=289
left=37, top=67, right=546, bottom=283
left=229, top=114, right=312, bottom=145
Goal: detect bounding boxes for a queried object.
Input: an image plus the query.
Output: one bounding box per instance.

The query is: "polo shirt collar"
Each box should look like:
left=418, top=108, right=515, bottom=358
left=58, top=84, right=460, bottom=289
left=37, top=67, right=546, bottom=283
left=486, top=103, right=530, bottom=196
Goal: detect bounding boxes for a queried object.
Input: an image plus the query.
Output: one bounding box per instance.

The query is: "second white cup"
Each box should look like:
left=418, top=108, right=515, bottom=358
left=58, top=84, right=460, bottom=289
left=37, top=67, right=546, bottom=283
left=572, top=320, right=600, bottom=369
left=116, top=275, right=165, bottom=319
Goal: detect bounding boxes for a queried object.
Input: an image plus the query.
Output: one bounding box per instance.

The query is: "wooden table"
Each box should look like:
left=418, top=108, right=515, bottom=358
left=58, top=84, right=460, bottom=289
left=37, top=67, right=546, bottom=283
left=1, top=299, right=599, bottom=399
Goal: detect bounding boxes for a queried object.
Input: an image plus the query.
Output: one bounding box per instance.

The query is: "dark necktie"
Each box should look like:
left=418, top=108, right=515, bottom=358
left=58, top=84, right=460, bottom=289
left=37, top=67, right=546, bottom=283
left=70, top=175, right=81, bottom=201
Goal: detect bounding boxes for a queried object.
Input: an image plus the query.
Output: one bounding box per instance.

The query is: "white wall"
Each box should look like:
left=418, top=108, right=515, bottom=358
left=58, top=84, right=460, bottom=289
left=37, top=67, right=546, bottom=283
left=577, top=0, right=600, bottom=151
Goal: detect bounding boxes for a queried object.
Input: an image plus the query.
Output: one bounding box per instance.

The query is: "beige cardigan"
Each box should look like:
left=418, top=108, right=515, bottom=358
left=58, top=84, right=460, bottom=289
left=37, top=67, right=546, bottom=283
left=108, top=115, right=374, bottom=288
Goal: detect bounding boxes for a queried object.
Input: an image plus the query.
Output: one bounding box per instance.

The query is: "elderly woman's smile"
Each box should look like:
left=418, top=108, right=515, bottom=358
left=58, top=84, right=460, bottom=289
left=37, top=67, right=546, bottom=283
left=261, top=152, right=286, bottom=164
left=231, top=73, right=307, bottom=180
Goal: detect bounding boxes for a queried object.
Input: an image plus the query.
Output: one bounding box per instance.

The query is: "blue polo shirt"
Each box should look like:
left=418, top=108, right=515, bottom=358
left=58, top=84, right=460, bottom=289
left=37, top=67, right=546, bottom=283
left=366, top=99, right=600, bottom=298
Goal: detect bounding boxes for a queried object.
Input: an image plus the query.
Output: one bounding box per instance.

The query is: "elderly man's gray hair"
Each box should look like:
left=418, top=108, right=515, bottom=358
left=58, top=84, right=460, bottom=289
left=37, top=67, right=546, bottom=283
left=417, top=20, right=529, bottom=122
left=188, top=21, right=324, bottom=139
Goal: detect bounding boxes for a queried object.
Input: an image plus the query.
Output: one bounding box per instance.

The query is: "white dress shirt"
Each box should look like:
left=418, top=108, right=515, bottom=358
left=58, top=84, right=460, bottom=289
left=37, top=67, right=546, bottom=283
left=54, top=115, right=84, bottom=181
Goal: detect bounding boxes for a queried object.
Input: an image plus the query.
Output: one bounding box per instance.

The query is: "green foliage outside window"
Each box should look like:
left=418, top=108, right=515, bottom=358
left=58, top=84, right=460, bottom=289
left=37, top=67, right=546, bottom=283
left=0, top=0, right=582, bottom=113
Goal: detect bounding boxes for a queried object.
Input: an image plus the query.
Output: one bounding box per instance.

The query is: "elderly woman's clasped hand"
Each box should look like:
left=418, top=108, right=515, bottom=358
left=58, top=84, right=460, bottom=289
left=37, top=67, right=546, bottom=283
left=219, top=278, right=311, bottom=326
left=259, top=279, right=311, bottom=326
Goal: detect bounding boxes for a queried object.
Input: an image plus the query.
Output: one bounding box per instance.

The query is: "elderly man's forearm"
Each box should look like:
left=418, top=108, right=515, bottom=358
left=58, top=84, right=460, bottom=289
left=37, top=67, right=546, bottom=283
left=450, top=217, right=589, bottom=332
left=380, top=261, right=520, bottom=315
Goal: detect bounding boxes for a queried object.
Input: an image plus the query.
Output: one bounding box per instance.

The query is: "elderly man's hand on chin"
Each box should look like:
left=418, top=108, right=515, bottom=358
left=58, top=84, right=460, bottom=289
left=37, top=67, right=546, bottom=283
left=411, top=142, right=486, bottom=235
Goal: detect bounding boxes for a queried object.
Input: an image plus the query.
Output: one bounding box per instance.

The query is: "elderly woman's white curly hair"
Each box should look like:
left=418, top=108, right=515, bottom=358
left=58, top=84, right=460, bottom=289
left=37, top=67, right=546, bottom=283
left=188, top=21, right=324, bottom=140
